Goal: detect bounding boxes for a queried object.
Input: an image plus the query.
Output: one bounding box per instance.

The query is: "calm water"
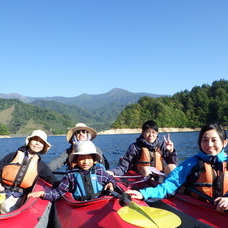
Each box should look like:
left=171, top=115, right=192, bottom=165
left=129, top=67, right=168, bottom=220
left=1, top=131, right=227, bottom=171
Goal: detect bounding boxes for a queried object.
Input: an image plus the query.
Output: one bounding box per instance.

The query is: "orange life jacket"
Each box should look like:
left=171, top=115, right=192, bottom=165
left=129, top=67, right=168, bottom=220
left=191, top=161, right=228, bottom=201
left=1, top=151, right=39, bottom=189
left=136, top=147, right=163, bottom=172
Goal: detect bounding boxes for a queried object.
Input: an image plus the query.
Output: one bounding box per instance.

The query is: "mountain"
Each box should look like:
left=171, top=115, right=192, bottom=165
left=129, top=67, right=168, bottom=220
left=0, top=98, right=75, bottom=135
left=0, top=88, right=165, bottom=133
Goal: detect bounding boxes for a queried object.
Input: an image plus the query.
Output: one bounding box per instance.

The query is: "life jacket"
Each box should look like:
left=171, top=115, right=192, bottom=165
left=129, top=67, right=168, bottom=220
left=73, top=165, right=103, bottom=201
left=190, top=160, right=228, bottom=201
left=136, top=147, right=163, bottom=172
left=1, top=151, right=39, bottom=189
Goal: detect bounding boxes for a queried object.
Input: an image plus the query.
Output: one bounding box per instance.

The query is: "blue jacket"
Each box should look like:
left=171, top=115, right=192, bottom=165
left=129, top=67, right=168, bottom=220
left=140, top=149, right=228, bottom=202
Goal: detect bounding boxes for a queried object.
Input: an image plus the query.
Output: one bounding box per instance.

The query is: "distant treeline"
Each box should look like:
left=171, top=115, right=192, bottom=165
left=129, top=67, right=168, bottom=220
left=112, top=79, right=228, bottom=129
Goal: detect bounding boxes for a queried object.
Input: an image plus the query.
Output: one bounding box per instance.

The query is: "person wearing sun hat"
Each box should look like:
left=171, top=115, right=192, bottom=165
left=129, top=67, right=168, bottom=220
left=28, top=141, right=115, bottom=202
left=48, top=123, right=109, bottom=171
left=0, top=129, right=58, bottom=214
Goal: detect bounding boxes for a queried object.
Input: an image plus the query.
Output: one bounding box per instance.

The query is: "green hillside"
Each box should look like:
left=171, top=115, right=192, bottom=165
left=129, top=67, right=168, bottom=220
left=0, top=99, right=75, bottom=135
left=112, top=79, right=228, bottom=129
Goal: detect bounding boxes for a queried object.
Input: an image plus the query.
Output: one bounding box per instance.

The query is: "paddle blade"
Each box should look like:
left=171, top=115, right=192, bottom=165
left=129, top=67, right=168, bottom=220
left=117, top=203, right=181, bottom=228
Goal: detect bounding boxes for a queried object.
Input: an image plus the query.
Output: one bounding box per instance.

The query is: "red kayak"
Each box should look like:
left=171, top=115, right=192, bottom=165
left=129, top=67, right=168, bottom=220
left=116, top=171, right=228, bottom=228
left=0, top=178, right=52, bottom=228
left=55, top=192, right=153, bottom=228
left=152, top=193, right=228, bottom=228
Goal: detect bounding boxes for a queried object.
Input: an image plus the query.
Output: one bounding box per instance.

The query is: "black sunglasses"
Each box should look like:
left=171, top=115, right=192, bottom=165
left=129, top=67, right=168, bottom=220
left=76, top=130, right=88, bottom=134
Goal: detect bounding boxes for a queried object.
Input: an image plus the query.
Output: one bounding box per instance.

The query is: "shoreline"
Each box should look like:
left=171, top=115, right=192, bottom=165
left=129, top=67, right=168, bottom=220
left=1, top=126, right=227, bottom=138
left=98, top=127, right=201, bottom=135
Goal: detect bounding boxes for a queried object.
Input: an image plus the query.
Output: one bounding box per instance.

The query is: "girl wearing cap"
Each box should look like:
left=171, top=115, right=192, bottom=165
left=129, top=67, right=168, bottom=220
left=126, top=122, right=228, bottom=213
left=48, top=123, right=109, bottom=171
left=28, top=141, right=115, bottom=202
left=0, top=130, right=57, bottom=214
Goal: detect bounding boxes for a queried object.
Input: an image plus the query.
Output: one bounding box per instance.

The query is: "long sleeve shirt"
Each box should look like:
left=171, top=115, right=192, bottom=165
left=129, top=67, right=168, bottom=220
left=140, top=149, right=228, bottom=202
left=44, top=164, right=116, bottom=202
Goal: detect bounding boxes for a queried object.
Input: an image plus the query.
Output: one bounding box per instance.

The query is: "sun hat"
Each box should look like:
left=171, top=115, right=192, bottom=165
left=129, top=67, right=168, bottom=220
left=25, top=130, right=51, bottom=154
left=66, top=123, right=97, bottom=143
left=69, top=141, right=101, bottom=163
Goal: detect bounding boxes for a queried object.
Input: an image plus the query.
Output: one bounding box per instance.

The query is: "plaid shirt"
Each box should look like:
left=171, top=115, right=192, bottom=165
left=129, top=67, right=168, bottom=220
left=44, top=164, right=116, bottom=202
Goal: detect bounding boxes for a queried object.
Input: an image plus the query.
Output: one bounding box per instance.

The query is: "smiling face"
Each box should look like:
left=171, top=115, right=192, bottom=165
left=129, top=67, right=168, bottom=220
left=28, top=136, right=45, bottom=154
left=75, top=130, right=88, bottom=141
left=142, top=128, right=158, bottom=143
left=200, top=129, right=227, bottom=156
left=77, top=154, right=94, bottom=170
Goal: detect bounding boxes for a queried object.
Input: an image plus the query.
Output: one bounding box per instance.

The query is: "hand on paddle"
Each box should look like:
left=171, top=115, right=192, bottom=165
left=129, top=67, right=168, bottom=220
left=28, top=191, right=45, bottom=198
left=104, top=182, right=114, bottom=192
left=0, top=183, right=5, bottom=192
left=125, top=189, right=143, bottom=200
left=214, top=197, right=228, bottom=213
left=164, top=134, right=174, bottom=152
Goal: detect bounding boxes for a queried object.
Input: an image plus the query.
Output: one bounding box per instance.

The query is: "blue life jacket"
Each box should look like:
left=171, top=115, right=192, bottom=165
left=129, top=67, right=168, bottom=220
left=73, top=164, right=104, bottom=201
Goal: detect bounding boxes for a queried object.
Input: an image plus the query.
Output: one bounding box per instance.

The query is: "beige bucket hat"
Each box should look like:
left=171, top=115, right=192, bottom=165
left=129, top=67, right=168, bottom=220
left=26, top=130, right=51, bottom=154
left=69, top=141, right=101, bottom=163
left=66, top=123, right=97, bottom=143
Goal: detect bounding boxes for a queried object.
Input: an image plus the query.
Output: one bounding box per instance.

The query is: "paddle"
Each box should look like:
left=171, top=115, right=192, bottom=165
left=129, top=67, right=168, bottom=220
left=187, top=187, right=214, bottom=203
left=110, top=191, right=181, bottom=228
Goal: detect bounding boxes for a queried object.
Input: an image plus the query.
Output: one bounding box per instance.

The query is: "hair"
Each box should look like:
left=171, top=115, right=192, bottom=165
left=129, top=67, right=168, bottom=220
left=198, top=122, right=227, bottom=151
left=142, top=120, right=158, bottom=132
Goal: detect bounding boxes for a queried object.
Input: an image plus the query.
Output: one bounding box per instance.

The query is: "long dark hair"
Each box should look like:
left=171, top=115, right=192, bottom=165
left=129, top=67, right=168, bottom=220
left=198, top=122, right=227, bottom=151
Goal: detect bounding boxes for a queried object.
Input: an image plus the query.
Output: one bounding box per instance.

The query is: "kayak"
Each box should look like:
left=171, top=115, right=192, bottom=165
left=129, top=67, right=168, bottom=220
left=0, top=178, right=52, bottom=228
left=54, top=192, right=153, bottom=228
left=151, top=193, right=228, bottom=228
left=115, top=171, right=228, bottom=228
left=54, top=187, right=181, bottom=228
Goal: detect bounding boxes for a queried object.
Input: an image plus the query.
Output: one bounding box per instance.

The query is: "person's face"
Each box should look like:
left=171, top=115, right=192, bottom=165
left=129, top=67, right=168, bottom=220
left=201, top=129, right=227, bottom=156
left=77, top=155, right=94, bottom=170
left=28, top=136, right=45, bottom=154
left=75, top=130, right=88, bottom=141
left=142, top=128, right=158, bottom=143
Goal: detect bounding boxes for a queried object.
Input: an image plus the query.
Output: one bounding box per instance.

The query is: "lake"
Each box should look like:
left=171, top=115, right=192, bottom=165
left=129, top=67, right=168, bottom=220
left=2, top=131, right=227, bottom=172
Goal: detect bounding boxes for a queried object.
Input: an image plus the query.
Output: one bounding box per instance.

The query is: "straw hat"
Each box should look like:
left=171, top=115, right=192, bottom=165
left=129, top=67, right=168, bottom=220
left=69, top=141, right=101, bottom=163
left=25, top=130, right=51, bottom=154
left=66, top=123, right=97, bottom=143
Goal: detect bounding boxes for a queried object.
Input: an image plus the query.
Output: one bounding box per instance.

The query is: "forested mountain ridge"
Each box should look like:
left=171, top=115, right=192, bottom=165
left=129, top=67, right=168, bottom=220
left=0, top=81, right=227, bottom=136
left=0, top=88, right=163, bottom=135
left=0, top=99, right=75, bottom=135
left=112, top=79, right=228, bottom=129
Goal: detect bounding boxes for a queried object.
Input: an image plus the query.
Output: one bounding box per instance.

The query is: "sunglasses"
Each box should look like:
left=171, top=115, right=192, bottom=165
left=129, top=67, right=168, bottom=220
left=76, top=130, right=88, bottom=134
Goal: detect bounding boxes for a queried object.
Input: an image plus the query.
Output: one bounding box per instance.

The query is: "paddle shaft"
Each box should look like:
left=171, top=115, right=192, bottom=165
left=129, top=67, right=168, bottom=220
left=188, top=187, right=214, bottom=203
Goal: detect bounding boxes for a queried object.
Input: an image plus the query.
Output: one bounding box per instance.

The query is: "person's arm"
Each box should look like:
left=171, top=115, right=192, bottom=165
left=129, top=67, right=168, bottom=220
left=110, top=144, right=138, bottom=176
left=38, top=160, right=59, bottom=186
left=96, top=146, right=110, bottom=170
left=48, top=150, right=68, bottom=171
left=140, top=158, right=197, bottom=202
left=43, top=173, right=74, bottom=202
left=160, top=139, right=178, bottom=165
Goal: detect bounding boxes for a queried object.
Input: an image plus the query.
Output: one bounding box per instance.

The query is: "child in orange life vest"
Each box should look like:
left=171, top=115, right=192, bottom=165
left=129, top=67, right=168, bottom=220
left=0, top=130, right=57, bottom=214
left=107, top=120, right=178, bottom=178
left=28, top=141, right=115, bottom=201
left=126, top=122, right=228, bottom=213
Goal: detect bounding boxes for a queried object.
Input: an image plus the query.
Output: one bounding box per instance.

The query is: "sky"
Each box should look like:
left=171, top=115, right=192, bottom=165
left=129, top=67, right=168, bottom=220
left=0, top=0, right=227, bottom=97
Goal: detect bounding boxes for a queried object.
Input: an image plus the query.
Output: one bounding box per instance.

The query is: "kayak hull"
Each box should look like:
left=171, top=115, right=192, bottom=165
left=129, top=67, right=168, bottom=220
left=55, top=192, right=150, bottom=228
left=116, top=171, right=227, bottom=228
left=0, top=179, right=52, bottom=228
left=155, top=193, right=227, bottom=228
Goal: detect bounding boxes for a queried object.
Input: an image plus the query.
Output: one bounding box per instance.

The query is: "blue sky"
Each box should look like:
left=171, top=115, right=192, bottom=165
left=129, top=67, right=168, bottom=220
left=0, top=1, right=227, bottom=97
